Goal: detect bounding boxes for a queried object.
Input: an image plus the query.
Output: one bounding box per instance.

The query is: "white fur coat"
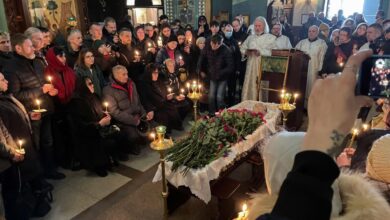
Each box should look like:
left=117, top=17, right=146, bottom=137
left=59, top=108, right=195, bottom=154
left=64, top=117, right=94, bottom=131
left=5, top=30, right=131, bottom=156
left=248, top=172, right=390, bottom=220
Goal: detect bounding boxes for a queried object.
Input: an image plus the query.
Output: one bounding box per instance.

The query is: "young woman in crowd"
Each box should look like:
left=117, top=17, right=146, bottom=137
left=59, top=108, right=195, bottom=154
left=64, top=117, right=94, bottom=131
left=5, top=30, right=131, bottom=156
left=68, top=76, right=120, bottom=177
left=75, top=48, right=106, bottom=97
left=352, top=23, right=368, bottom=49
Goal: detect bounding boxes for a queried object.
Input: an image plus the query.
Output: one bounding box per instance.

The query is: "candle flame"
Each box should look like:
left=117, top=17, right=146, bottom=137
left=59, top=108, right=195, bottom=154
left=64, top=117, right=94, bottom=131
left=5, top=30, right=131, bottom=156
left=180, top=88, right=185, bottom=93
left=242, top=203, right=247, bottom=212
left=192, top=80, right=196, bottom=84
left=36, top=99, right=41, bottom=105
left=149, top=132, right=156, bottom=140
left=352, top=128, right=359, bottom=135
left=18, top=139, right=23, bottom=147
left=47, top=76, right=52, bottom=82
left=186, top=83, right=190, bottom=88
left=362, top=124, right=369, bottom=131
left=168, top=87, right=172, bottom=93
left=294, top=93, right=299, bottom=98
left=104, top=102, right=109, bottom=107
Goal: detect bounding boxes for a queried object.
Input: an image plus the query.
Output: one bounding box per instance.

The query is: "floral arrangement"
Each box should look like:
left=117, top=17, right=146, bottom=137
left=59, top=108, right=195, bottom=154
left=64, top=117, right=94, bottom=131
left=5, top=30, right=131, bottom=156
left=167, top=109, right=266, bottom=175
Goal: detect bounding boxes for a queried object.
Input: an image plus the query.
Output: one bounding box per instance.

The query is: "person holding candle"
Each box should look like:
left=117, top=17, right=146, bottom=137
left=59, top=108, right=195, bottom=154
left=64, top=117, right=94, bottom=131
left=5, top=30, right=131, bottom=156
left=75, top=48, right=106, bottom=97
left=160, top=59, right=191, bottom=119
left=320, top=27, right=354, bottom=78
left=103, top=65, right=154, bottom=155
left=138, top=63, right=183, bottom=132
left=248, top=50, right=390, bottom=220
left=117, top=28, right=145, bottom=83
left=3, top=34, right=65, bottom=180
left=134, top=26, right=157, bottom=64
left=68, top=76, right=121, bottom=177
left=0, top=71, right=53, bottom=219
left=44, top=47, right=76, bottom=105
left=155, top=35, right=185, bottom=69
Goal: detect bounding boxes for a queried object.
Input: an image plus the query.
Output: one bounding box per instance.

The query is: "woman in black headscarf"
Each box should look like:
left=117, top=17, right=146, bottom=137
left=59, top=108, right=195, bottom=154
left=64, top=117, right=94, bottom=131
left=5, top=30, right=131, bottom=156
left=138, top=63, right=183, bottom=132
left=68, top=76, right=120, bottom=177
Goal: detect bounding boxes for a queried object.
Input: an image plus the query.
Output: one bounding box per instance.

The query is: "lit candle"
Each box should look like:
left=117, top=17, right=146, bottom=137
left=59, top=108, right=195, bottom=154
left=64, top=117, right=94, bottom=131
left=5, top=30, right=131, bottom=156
left=47, top=76, right=52, bottom=84
left=149, top=132, right=156, bottom=142
left=238, top=41, right=242, bottom=46
left=186, top=82, right=191, bottom=93
left=36, top=99, right=41, bottom=110
left=179, top=56, right=183, bottom=61
left=158, top=37, right=163, bottom=47
left=16, top=139, right=25, bottom=155
left=167, top=87, right=172, bottom=94
left=103, top=102, right=109, bottom=113
left=189, top=38, right=192, bottom=45
left=180, top=88, right=185, bottom=95
left=348, top=128, right=359, bottom=147
left=339, top=62, right=344, bottom=67
left=362, top=123, right=370, bottom=131
left=236, top=203, right=248, bottom=219
left=135, top=50, right=140, bottom=56
left=18, top=139, right=23, bottom=150
left=148, top=42, right=152, bottom=48
left=293, top=93, right=299, bottom=105
left=198, top=84, right=202, bottom=94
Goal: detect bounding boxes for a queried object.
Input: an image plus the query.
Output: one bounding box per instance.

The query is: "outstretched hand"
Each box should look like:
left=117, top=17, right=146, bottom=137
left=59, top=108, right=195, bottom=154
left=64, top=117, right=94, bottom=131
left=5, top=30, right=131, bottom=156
left=303, top=50, right=374, bottom=156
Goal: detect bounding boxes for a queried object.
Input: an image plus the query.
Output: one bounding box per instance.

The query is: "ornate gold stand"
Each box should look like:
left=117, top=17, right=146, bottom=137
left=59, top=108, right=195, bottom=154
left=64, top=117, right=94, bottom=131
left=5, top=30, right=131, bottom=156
left=188, top=92, right=202, bottom=121
left=150, top=126, right=174, bottom=220
left=278, top=104, right=296, bottom=128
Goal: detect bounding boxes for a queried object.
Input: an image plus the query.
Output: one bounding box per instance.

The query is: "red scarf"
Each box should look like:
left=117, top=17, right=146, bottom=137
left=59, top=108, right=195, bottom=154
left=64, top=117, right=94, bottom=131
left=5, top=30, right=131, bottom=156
left=167, top=48, right=175, bottom=60
left=44, top=48, right=76, bottom=104
left=110, top=80, right=134, bottom=102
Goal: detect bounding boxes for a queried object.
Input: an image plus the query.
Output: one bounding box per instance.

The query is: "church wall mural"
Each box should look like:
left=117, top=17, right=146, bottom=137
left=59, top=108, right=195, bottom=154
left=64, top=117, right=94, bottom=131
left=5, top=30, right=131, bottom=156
left=27, top=0, right=81, bottom=32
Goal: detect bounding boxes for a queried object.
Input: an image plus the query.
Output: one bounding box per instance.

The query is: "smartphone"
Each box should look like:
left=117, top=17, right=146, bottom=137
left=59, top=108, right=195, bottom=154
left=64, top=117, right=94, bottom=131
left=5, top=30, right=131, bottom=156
left=357, top=55, right=390, bottom=98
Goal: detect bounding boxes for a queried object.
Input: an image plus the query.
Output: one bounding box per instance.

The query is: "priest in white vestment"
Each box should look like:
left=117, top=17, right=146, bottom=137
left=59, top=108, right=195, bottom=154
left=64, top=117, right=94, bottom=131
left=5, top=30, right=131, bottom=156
left=271, top=23, right=292, bottom=49
left=241, top=16, right=276, bottom=101
left=295, top=25, right=327, bottom=104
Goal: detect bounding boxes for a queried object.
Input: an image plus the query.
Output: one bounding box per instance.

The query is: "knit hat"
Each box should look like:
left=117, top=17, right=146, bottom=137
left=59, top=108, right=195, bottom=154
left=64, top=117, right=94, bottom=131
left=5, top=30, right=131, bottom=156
left=93, top=40, right=105, bottom=51
left=167, top=35, right=178, bottom=43
left=366, top=134, right=390, bottom=183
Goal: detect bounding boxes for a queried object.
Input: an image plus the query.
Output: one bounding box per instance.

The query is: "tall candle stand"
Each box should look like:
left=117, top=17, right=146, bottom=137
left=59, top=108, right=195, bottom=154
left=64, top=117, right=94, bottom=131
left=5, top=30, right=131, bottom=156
left=186, top=81, right=202, bottom=121
left=278, top=90, right=298, bottom=128
left=150, top=126, right=174, bottom=220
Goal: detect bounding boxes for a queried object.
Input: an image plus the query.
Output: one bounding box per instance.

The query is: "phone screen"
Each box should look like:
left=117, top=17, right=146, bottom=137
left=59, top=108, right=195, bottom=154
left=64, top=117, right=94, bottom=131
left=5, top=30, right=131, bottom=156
left=358, top=55, right=390, bottom=98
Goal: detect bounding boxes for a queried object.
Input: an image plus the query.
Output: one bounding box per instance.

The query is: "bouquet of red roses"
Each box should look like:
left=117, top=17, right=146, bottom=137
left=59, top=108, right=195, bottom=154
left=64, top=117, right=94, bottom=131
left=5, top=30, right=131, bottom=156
left=167, top=109, right=266, bottom=175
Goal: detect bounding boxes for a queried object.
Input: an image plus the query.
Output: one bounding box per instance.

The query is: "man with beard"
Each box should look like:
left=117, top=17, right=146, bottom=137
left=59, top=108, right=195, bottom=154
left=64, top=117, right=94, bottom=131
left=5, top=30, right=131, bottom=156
left=271, top=23, right=292, bottom=49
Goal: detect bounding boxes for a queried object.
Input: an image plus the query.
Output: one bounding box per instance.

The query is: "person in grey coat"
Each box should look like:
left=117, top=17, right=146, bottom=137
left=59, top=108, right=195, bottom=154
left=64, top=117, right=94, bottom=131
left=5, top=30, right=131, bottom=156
left=103, top=65, right=154, bottom=155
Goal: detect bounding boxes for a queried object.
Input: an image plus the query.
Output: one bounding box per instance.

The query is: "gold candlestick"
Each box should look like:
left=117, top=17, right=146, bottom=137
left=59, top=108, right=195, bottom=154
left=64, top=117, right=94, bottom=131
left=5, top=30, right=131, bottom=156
left=186, top=81, right=202, bottom=121
left=278, top=90, right=297, bottom=128
left=150, top=126, right=174, bottom=220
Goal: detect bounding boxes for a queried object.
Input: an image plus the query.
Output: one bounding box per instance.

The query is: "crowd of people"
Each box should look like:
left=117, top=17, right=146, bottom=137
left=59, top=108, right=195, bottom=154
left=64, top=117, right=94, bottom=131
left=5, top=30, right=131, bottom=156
left=0, top=8, right=389, bottom=219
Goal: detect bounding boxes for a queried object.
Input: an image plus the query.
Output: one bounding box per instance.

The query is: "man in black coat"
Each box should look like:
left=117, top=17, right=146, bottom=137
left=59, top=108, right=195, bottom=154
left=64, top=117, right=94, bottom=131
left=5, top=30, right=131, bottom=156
left=117, top=28, right=144, bottom=83
left=0, top=32, right=12, bottom=72
left=199, top=34, right=234, bottom=114
left=223, top=24, right=241, bottom=106
left=3, top=34, right=65, bottom=180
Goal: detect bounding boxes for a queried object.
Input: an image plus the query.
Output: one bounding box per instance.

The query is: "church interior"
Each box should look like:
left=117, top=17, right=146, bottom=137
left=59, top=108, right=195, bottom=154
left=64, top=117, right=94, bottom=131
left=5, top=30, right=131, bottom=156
left=0, top=0, right=390, bottom=220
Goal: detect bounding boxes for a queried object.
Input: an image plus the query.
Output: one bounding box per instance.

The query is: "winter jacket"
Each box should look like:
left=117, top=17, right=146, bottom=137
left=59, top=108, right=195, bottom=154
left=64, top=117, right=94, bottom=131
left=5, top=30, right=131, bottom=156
left=75, top=65, right=106, bottom=97
left=199, top=44, right=234, bottom=81
left=102, top=79, right=146, bottom=126
left=3, top=53, right=54, bottom=112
